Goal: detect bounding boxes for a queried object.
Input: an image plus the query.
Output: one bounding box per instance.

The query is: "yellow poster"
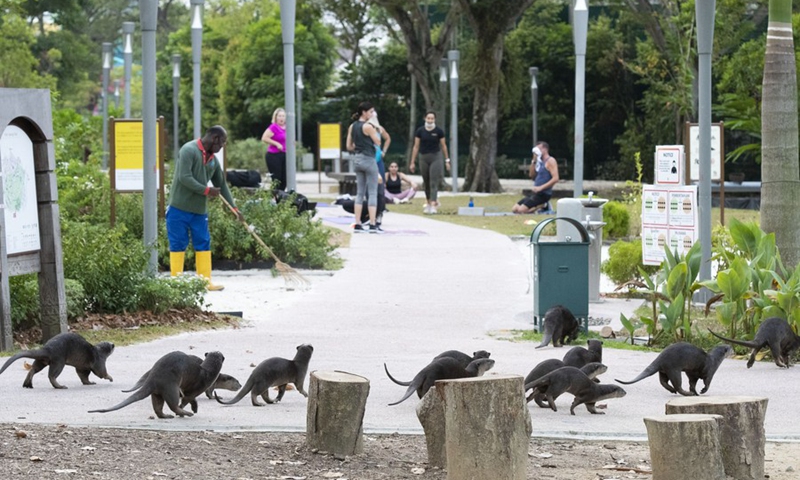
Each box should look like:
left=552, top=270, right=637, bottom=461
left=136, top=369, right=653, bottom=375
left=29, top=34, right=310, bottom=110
left=114, top=120, right=160, bottom=191
left=318, top=123, right=341, bottom=159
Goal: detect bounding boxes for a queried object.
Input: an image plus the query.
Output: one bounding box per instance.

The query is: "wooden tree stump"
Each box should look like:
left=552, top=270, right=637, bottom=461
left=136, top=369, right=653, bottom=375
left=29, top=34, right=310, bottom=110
left=416, top=386, right=446, bottom=468
left=306, top=370, right=369, bottom=456
left=440, top=375, right=531, bottom=480
left=644, top=414, right=726, bottom=480
left=666, top=396, right=768, bottom=480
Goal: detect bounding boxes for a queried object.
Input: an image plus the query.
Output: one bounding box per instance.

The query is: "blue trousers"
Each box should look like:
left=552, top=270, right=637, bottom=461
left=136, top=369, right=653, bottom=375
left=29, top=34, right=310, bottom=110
left=166, top=206, right=211, bottom=252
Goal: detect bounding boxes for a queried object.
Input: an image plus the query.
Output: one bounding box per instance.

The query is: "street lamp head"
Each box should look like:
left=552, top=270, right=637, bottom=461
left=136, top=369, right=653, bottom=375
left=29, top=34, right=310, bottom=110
left=172, top=54, right=181, bottom=78
left=530, top=67, right=538, bottom=90
left=191, top=0, right=203, bottom=30
left=439, top=58, right=448, bottom=83
left=448, top=50, right=460, bottom=80
left=295, top=65, right=304, bottom=75
left=123, top=22, right=134, bottom=54
left=102, top=43, right=112, bottom=70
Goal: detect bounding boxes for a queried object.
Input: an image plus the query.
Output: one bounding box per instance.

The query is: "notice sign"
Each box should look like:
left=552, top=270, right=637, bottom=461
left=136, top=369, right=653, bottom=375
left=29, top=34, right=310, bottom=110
left=0, top=125, right=41, bottom=255
left=655, top=145, right=684, bottom=185
left=318, top=123, right=341, bottom=159
left=113, top=120, right=161, bottom=191
left=642, top=225, right=670, bottom=266
left=687, top=123, right=723, bottom=181
left=669, top=228, right=697, bottom=257
left=668, top=188, right=697, bottom=227
left=642, top=186, right=669, bottom=226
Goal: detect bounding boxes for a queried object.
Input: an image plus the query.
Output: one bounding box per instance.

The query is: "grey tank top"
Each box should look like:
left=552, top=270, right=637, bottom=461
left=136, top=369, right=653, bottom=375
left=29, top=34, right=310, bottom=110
left=352, top=120, right=375, bottom=156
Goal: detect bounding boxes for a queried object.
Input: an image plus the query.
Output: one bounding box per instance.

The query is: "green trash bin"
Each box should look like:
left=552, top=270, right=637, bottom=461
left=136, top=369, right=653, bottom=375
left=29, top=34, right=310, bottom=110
left=530, top=217, right=590, bottom=333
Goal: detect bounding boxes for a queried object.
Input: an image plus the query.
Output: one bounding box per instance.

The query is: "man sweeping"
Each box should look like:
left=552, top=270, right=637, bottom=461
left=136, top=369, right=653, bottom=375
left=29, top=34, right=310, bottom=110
left=167, top=125, right=244, bottom=290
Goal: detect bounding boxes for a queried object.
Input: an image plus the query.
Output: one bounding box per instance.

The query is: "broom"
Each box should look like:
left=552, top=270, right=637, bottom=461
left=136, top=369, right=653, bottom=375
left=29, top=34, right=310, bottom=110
left=219, top=195, right=310, bottom=288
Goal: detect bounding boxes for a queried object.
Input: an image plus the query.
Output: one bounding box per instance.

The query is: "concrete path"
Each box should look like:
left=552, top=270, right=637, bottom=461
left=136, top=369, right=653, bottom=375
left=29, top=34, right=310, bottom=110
left=0, top=176, right=796, bottom=441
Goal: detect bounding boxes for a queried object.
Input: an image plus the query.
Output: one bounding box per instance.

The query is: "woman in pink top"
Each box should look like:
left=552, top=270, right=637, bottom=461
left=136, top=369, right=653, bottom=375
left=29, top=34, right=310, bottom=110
left=261, top=108, right=287, bottom=191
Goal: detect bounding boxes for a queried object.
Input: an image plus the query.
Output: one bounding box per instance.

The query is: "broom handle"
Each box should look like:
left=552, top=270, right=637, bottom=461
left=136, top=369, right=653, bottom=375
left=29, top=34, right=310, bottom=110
left=218, top=195, right=282, bottom=264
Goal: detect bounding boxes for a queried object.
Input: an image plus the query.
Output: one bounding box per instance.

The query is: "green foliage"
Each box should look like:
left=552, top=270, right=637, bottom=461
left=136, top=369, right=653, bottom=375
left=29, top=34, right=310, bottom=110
left=9, top=276, right=88, bottom=328
left=601, top=239, right=656, bottom=285
left=226, top=138, right=267, bottom=173
left=495, top=155, right=525, bottom=179
left=64, top=279, right=87, bottom=320
left=603, top=201, right=630, bottom=238
left=0, top=14, right=56, bottom=89
left=136, top=276, right=207, bottom=314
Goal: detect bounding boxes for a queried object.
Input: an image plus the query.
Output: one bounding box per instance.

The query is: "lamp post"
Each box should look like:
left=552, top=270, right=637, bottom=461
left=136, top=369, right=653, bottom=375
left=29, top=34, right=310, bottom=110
left=101, top=42, right=112, bottom=169
left=122, top=21, right=134, bottom=118
left=141, top=0, right=158, bottom=274
left=280, top=0, right=297, bottom=190
left=696, top=0, right=716, bottom=294
left=113, top=79, right=120, bottom=109
left=572, top=0, right=588, bottom=198
left=447, top=50, right=459, bottom=193
left=190, top=0, right=203, bottom=138
left=439, top=58, right=448, bottom=135
left=295, top=65, right=304, bottom=147
left=530, top=67, right=539, bottom=149
left=172, top=54, right=181, bottom=160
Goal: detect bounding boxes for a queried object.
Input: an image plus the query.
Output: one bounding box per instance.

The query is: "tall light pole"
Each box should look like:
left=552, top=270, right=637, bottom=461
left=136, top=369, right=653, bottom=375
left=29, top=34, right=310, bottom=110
left=295, top=65, right=304, bottom=147
left=572, top=0, right=588, bottom=198
left=280, top=0, right=297, bottom=190
left=190, top=0, right=203, bottom=138
left=439, top=58, right=448, bottom=136
left=113, top=79, right=120, bottom=109
left=172, top=54, right=181, bottom=160
left=530, top=67, right=539, bottom=149
left=696, top=0, right=716, bottom=294
left=141, top=0, right=158, bottom=274
left=101, top=42, right=112, bottom=169
left=122, top=21, right=134, bottom=118
left=448, top=50, right=459, bottom=193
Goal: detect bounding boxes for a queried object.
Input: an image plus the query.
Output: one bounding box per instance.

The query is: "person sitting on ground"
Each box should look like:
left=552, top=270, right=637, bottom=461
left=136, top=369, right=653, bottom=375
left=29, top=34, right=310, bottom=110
left=512, top=141, right=559, bottom=214
left=384, top=162, right=417, bottom=204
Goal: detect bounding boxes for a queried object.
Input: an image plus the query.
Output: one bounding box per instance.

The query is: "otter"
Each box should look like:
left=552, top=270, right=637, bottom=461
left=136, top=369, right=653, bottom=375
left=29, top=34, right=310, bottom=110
left=0, top=332, right=114, bottom=389
left=89, top=351, right=224, bottom=418
left=709, top=317, right=800, bottom=368
left=215, top=344, right=313, bottom=407
left=122, top=355, right=241, bottom=399
left=524, top=362, right=606, bottom=406
left=527, top=365, right=626, bottom=415
left=385, top=350, right=491, bottom=387
left=536, top=305, right=580, bottom=348
left=388, top=357, right=495, bottom=406
left=562, top=339, right=603, bottom=368
left=615, top=343, right=733, bottom=396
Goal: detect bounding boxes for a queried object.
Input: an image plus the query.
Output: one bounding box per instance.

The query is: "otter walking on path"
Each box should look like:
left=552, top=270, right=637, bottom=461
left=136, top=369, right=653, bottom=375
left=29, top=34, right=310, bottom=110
left=524, top=362, right=607, bottom=406
left=615, top=343, right=733, bottom=396
left=385, top=349, right=491, bottom=387
left=709, top=317, right=800, bottom=368
left=563, top=339, right=603, bottom=368
left=216, top=344, right=314, bottom=407
left=89, top=351, right=224, bottom=418
left=388, top=357, right=495, bottom=406
left=536, top=305, right=580, bottom=348
left=0, top=333, right=114, bottom=389
left=526, top=365, right=625, bottom=415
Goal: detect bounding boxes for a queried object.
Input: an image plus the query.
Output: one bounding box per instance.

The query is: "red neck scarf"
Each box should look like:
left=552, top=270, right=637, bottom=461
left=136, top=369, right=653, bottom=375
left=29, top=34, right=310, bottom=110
left=197, top=138, right=213, bottom=164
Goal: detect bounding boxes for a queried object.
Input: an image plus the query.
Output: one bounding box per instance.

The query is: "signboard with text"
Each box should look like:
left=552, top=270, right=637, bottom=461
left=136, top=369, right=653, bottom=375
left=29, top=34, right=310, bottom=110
left=654, top=145, right=684, bottom=185
left=112, top=119, right=162, bottom=191
left=641, top=184, right=698, bottom=266
left=686, top=123, right=723, bottom=181
left=318, top=123, right=341, bottom=159
left=0, top=125, right=41, bottom=255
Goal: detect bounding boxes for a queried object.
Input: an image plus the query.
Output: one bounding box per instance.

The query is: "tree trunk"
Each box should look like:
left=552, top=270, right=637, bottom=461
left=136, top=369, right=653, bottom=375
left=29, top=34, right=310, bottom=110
left=761, top=0, right=800, bottom=269
left=305, top=371, right=370, bottom=456
left=665, top=396, right=768, bottom=480
left=440, top=375, right=531, bottom=480
left=644, top=414, right=726, bottom=480
left=415, top=385, right=446, bottom=468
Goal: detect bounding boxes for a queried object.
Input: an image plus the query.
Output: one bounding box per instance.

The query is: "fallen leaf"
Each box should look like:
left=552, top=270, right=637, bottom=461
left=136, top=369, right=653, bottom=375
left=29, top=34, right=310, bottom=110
left=23, top=361, right=32, bottom=370
left=30, top=456, right=43, bottom=462
left=536, top=452, right=553, bottom=458
left=411, top=467, right=425, bottom=474
left=54, top=469, right=77, bottom=474
left=15, top=430, right=27, bottom=438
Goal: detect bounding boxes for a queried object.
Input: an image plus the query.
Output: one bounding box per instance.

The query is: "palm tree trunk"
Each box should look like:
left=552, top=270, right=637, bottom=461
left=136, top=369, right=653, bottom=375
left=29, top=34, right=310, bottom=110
left=761, top=0, right=800, bottom=269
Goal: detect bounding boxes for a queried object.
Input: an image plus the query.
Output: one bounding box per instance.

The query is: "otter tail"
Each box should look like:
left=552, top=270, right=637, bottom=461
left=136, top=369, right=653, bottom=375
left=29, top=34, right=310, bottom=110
left=388, top=383, right=418, bottom=406
left=384, top=363, right=411, bottom=386
left=0, top=349, right=49, bottom=376
left=215, top=376, right=254, bottom=405
left=88, top=387, right=151, bottom=413
left=121, top=369, right=151, bottom=393
left=536, top=332, right=553, bottom=349
left=615, top=364, right=659, bottom=385
left=707, top=328, right=758, bottom=349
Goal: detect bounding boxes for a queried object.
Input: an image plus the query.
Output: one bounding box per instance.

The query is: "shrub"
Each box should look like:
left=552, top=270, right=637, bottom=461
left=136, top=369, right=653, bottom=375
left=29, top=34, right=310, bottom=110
left=495, top=155, right=525, bottom=179
left=226, top=138, right=266, bottom=173
left=601, top=239, right=657, bottom=286
left=136, top=275, right=207, bottom=313
left=64, top=279, right=88, bottom=320
left=9, top=276, right=89, bottom=328
left=603, top=201, right=631, bottom=238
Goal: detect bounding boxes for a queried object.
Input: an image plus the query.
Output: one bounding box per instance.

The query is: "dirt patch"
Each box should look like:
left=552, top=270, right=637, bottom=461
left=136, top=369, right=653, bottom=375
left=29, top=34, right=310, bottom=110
left=3, top=423, right=800, bottom=479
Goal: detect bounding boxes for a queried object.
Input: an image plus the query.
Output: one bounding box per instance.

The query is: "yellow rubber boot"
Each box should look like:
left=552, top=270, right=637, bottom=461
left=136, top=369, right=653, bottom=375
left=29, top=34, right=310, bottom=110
left=195, top=250, right=224, bottom=291
left=170, top=251, right=185, bottom=277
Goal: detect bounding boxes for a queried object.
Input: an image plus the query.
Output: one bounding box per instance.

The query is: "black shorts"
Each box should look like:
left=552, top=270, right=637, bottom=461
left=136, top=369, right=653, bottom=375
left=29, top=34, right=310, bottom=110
left=517, top=192, right=551, bottom=209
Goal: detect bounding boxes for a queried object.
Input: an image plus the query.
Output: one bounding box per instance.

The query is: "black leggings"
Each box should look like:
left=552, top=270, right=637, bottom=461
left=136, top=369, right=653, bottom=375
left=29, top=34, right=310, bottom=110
left=266, top=152, right=286, bottom=191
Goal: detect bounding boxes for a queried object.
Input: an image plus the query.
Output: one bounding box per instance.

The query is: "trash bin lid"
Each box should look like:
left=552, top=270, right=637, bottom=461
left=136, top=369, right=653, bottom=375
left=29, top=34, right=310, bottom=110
left=530, top=217, right=590, bottom=244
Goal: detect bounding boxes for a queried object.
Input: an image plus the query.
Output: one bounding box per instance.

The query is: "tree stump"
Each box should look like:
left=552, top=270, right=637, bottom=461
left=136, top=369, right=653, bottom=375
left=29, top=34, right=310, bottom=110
left=440, top=375, right=531, bottom=480
left=416, top=386, right=446, bottom=468
left=644, top=414, right=726, bottom=480
left=666, top=396, right=768, bottom=480
left=306, top=370, right=370, bottom=456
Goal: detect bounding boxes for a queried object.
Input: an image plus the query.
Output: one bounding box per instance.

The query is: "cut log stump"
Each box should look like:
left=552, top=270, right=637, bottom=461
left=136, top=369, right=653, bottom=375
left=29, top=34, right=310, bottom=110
left=416, top=386, right=446, bottom=468
left=644, top=414, right=726, bottom=480
left=440, top=375, right=531, bottom=480
left=666, top=395, right=768, bottom=480
left=306, top=370, right=369, bottom=456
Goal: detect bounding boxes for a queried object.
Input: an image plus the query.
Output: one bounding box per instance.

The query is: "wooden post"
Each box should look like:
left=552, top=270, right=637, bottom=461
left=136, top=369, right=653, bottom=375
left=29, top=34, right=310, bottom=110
left=416, top=386, right=446, bottom=468
left=644, top=414, right=726, bottom=480
left=440, top=375, right=531, bottom=480
left=666, top=396, right=767, bottom=480
left=306, top=370, right=369, bottom=456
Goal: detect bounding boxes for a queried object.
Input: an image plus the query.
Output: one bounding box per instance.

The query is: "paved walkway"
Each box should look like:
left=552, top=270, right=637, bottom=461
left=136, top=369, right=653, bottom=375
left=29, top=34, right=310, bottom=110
left=0, top=174, right=797, bottom=441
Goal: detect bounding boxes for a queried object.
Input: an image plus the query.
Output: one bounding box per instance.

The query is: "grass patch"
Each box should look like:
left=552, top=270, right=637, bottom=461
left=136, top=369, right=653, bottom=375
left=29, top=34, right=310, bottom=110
left=500, top=330, right=658, bottom=352
left=76, top=319, right=240, bottom=348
